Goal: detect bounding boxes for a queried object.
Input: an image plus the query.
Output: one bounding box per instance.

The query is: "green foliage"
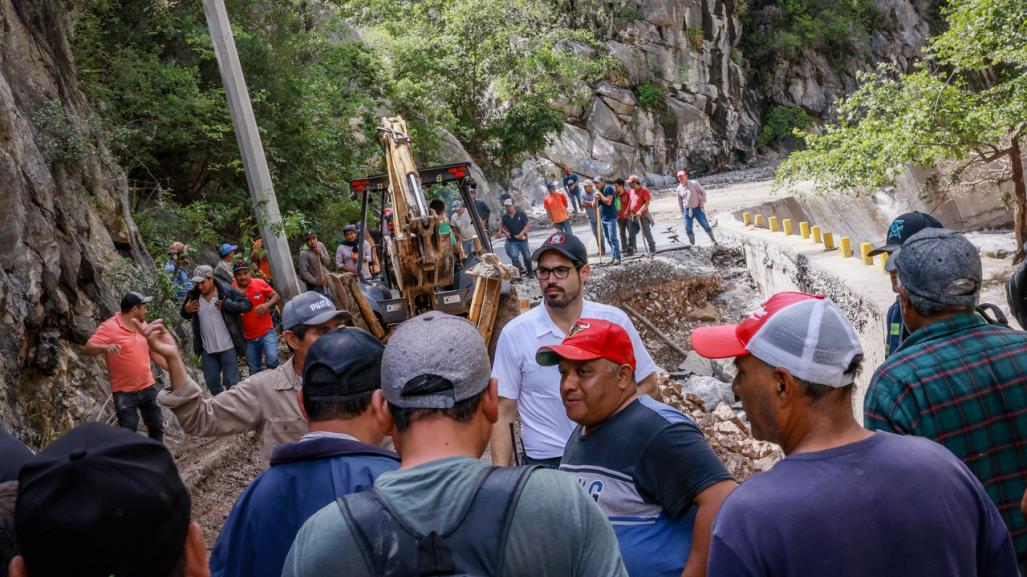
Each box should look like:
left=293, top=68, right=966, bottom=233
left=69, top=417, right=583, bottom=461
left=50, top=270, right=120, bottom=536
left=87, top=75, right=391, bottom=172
left=740, top=0, right=886, bottom=89
left=635, top=82, right=665, bottom=109
left=32, top=100, right=97, bottom=163
left=343, top=0, right=605, bottom=171
left=102, top=256, right=181, bottom=325
left=776, top=0, right=1027, bottom=197
left=756, top=105, right=812, bottom=148
left=685, top=26, right=705, bottom=52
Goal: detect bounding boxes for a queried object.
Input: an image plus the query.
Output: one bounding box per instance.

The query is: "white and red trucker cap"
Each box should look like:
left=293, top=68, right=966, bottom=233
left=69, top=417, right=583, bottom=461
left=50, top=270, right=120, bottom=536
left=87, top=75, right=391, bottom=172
left=691, top=292, right=863, bottom=388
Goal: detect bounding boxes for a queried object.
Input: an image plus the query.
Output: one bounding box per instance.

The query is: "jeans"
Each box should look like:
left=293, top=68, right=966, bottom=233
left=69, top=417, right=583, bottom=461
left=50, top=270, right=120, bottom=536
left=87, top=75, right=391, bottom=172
left=522, top=454, right=561, bottom=469
left=568, top=189, right=581, bottom=212
left=505, top=239, right=533, bottom=275
left=201, top=348, right=240, bottom=395
left=113, top=385, right=163, bottom=443
left=601, top=219, right=622, bottom=260
left=554, top=220, right=574, bottom=237
left=629, top=216, right=656, bottom=253
left=245, top=328, right=279, bottom=373
left=618, top=219, right=632, bottom=254
left=461, top=239, right=475, bottom=258
left=684, top=207, right=713, bottom=236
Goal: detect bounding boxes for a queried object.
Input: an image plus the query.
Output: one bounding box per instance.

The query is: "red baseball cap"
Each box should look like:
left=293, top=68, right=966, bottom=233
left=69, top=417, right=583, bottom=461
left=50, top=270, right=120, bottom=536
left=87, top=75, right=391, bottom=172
left=536, top=318, right=636, bottom=370
left=691, top=292, right=824, bottom=359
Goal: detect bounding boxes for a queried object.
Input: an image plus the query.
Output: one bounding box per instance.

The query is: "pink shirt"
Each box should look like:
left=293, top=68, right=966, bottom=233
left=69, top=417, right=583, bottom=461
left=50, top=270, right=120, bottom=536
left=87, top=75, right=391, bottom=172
left=88, top=314, right=155, bottom=393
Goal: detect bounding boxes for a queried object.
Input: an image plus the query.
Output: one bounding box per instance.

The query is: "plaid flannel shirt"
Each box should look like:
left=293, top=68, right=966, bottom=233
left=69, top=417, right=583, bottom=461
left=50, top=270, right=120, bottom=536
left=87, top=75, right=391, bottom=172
left=865, top=313, right=1027, bottom=569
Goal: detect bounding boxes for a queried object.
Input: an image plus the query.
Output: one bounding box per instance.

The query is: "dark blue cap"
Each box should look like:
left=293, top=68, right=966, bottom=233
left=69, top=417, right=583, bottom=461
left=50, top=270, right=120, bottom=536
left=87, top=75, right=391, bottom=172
left=869, top=212, right=943, bottom=256
left=303, top=327, right=384, bottom=398
left=533, top=231, right=588, bottom=266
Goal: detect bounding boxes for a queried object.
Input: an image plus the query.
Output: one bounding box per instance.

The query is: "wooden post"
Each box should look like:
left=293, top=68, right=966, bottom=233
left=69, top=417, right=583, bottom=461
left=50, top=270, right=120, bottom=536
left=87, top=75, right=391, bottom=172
left=343, top=274, right=386, bottom=339
left=476, top=279, right=503, bottom=344
left=202, top=0, right=300, bottom=301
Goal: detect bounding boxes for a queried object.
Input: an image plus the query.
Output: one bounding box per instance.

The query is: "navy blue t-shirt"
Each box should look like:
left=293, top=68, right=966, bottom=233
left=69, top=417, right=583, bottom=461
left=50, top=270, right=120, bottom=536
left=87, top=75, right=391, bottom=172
left=561, top=396, right=733, bottom=577
left=563, top=173, right=580, bottom=194
left=598, top=184, right=619, bottom=221
left=708, top=431, right=1018, bottom=577
left=501, top=209, right=529, bottom=240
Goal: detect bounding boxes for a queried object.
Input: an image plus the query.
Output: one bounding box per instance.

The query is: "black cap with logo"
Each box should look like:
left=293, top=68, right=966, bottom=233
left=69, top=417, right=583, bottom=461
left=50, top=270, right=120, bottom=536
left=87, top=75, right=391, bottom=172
left=868, top=211, right=944, bottom=257
left=532, top=232, right=588, bottom=266
left=120, top=291, right=153, bottom=310
left=302, top=327, right=385, bottom=399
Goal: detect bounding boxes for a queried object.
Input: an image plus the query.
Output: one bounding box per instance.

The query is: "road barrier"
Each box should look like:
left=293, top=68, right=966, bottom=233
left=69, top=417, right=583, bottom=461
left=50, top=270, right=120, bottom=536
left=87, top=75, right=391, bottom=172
left=743, top=212, right=753, bottom=225
left=860, top=242, right=874, bottom=265
left=754, top=214, right=766, bottom=228
left=840, top=236, right=853, bottom=258
left=783, top=218, right=794, bottom=236
left=823, top=232, right=835, bottom=250
left=800, top=221, right=810, bottom=239
left=768, top=216, right=780, bottom=232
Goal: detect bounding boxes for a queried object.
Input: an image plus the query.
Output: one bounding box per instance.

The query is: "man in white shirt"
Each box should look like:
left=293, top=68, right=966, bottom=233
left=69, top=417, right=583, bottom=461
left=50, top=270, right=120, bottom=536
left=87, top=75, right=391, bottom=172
left=449, top=200, right=478, bottom=258
left=490, top=232, right=659, bottom=468
left=675, top=170, right=716, bottom=246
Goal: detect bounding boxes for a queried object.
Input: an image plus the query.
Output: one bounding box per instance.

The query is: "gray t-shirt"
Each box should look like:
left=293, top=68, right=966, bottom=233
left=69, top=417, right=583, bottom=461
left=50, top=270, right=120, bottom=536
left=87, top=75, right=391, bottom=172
left=197, top=294, right=234, bottom=354
left=283, top=456, right=628, bottom=577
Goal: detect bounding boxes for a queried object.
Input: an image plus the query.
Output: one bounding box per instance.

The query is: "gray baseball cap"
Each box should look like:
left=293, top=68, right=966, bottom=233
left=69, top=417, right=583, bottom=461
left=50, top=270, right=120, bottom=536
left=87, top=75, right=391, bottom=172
left=893, top=228, right=981, bottom=306
left=282, top=291, right=353, bottom=330
left=381, top=311, right=491, bottom=409
left=190, top=264, right=214, bottom=283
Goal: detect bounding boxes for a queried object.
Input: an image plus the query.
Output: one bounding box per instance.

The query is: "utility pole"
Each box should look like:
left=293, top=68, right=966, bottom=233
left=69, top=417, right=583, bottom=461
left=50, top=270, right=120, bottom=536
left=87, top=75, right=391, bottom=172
left=202, top=0, right=301, bottom=301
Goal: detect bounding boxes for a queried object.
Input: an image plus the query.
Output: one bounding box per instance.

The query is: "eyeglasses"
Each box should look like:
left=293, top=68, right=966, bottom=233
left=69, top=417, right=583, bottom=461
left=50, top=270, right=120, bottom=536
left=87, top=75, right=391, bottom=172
left=536, top=265, right=578, bottom=280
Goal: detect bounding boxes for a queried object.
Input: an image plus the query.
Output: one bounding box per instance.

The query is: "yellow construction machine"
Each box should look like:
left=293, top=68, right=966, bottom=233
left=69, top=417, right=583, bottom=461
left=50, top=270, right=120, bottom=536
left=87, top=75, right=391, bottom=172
left=333, top=116, right=519, bottom=353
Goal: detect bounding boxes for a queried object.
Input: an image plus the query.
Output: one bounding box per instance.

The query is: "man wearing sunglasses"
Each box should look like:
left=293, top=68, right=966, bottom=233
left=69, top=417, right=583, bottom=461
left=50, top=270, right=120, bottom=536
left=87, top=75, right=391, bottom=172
left=490, top=232, right=659, bottom=468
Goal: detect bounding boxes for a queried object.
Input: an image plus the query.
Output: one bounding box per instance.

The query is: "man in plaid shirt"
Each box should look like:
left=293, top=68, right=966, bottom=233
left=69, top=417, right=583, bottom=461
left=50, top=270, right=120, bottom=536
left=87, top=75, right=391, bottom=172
left=865, top=228, right=1027, bottom=572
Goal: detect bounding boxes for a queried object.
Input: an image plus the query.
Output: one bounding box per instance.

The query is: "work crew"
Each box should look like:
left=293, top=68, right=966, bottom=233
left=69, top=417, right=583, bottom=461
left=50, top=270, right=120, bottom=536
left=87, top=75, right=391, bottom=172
left=335, top=224, right=370, bottom=277
left=615, top=177, right=634, bottom=256
left=542, top=319, right=736, bottom=577
left=449, top=200, right=478, bottom=258
left=500, top=198, right=533, bottom=279
left=83, top=292, right=168, bottom=442
left=232, top=259, right=280, bottom=373
left=544, top=181, right=574, bottom=237
left=675, top=170, right=716, bottom=246
left=159, top=292, right=352, bottom=466
left=164, top=241, right=193, bottom=299
left=10, top=423, right=210, bottom=577
left=594, top=175, right=622, bottom=264
left=182, top=265, right=252, bottom=394
left=627, top=175, right=656, bottom=256
left=563, top=165, right=583, bottom=213
left=692, top=292, right=1019, bottom=576
left=490, top=233, right=658, bottom=467
left=865, top=211, right=944, bottom=356
left=215, top=243, right=238, bottom=284
left=864, top=228, right=1027, bottom=572
left=283, top=312, right=629, bottom=577
left=299, top=230, right=330, bottom=295
left=210, top=328, right=399, bottom=577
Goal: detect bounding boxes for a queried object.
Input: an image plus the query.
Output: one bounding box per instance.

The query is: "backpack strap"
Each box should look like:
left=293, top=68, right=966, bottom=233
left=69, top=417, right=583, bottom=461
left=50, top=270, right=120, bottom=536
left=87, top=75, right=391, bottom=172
left=977, top=303, right=1010, bottom=327
left=337, top=465, right=540, bottom=577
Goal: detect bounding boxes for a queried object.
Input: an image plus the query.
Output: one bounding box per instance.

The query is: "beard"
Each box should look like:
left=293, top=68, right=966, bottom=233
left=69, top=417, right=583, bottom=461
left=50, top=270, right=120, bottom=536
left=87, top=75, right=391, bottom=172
left=543, top=283, right=581, bottom=309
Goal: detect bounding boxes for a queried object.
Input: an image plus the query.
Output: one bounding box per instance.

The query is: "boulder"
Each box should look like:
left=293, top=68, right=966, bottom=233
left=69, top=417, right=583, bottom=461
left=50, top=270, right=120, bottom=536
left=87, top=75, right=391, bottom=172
left=585, top=97, right=626, bottom=142
left=681, top=375, right=735, bottom=415
left=642, top=0, right=684, bottom=28
left=591, top=135, right=636, bottom=177
left=543, top=123, right=592, bottom=172
left=596, top=82, right=637, bottom=115
left=677, top=351, right=714, bottom=377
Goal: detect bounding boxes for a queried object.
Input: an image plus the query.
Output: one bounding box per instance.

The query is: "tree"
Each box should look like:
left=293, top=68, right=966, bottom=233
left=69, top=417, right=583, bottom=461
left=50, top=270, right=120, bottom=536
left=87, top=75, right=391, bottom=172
left=342, top=0, right=607, bottom=171
left=776, top=0, right=1027, bottom=261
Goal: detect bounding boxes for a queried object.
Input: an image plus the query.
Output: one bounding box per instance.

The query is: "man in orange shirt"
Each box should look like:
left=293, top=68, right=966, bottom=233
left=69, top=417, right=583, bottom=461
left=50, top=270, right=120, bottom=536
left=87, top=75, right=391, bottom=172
left=233, top=260, right=281, bottom=373
left=544, top=182, right=574, bottom=237
left=84, top=292, right=169, bottom=442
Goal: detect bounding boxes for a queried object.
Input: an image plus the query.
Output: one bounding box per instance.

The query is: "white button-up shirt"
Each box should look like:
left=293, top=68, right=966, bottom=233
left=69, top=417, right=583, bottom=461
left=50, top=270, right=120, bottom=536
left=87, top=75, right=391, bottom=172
left=492, top=300, right=658, bottom=459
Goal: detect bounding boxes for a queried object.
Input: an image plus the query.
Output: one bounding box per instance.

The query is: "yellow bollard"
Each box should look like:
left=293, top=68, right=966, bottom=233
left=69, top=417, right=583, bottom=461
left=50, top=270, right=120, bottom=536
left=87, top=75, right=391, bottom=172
left=860, top=242, right=874, bottom=265
left=783, top=219, right=794, bottom=236
left=768, top=216, right=780, bottom=232
left=743, top=212, right=753, bottom=225
left=812, top=225, right=822, bottom=243
left=754, top=214, right=766, bottom=228
left=880, top=252, right=890, bottom=273
left=800, top=221, right=811, bottom=239
left=840, top=236, right=853, bottom=258
left=823, top=231, right=835, bottom=250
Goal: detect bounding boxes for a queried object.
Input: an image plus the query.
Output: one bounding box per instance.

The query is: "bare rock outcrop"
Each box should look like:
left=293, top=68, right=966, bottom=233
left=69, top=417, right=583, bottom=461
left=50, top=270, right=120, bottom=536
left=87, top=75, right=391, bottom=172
left=0, top=0, right=149, bottom=443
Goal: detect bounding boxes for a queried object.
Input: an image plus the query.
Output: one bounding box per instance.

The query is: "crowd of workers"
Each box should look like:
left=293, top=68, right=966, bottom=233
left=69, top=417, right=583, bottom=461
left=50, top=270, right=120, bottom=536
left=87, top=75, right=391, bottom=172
left=3, top=177, right=1027, bottom=577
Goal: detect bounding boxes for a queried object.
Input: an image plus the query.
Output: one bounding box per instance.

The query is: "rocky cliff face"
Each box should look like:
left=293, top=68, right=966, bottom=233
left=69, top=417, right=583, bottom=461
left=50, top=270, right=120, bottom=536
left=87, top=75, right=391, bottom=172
left=507, top=0, right=934, bottom=205
left=0, top=0, right=149, bottom=443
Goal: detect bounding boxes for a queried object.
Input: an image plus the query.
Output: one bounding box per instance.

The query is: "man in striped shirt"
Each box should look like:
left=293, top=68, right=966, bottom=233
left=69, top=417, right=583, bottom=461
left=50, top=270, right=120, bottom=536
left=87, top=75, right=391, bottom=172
left=865, top=228, right=1027, bottom=573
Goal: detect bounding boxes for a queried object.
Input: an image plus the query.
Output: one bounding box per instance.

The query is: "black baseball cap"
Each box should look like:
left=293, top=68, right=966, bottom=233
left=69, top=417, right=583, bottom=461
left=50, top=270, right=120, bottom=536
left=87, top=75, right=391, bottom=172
left=302, top=327, right=385, bottom=399
left=16, top=423, right=191, bottom=577
left=533, top=232, right=588, bottom=266
left=868, top=212, right=944, bottom=257
left=232, top=259, right=251, bottom=272
left=120, top=291, right=153, bottom=310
